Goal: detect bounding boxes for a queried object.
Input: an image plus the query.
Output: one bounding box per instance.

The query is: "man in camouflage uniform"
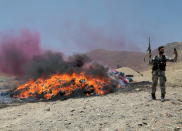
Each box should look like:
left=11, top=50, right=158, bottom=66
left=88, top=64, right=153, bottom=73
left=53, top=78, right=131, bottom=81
left=150, top=46, right=177, bottom=102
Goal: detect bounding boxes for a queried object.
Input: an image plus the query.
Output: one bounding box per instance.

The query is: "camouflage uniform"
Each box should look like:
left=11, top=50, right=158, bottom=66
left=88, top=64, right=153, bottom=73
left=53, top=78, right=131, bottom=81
left=152, top=70, right=166, bottom=95
left=150, top=55, right=175, bottom=96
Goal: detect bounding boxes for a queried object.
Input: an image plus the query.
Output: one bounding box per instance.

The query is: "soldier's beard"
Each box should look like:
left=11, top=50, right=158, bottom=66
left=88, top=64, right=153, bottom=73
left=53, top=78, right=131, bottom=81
left=159, top=52, right=164, bottom=55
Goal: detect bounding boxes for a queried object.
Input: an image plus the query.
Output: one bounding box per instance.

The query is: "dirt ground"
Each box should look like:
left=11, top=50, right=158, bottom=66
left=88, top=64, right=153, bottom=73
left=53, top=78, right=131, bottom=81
left=0, top=63, right=181, bottom=131
left=0, top=85, right=181, bottom=130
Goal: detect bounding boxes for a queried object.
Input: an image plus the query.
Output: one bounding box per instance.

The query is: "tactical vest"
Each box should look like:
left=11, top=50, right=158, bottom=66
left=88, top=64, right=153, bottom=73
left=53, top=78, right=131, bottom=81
left=152, top=55, right=166, bottom=71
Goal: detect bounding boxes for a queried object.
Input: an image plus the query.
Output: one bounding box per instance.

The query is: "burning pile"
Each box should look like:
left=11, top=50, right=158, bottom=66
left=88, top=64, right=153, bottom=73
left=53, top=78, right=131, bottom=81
left=13, top=73, right=113, bottom=100
left=11, top=52, right=118, bottom=100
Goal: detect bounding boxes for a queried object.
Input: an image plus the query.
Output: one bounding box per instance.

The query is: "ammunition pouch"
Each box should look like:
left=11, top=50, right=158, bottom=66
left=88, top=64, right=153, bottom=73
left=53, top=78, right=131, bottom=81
left=152, top=55, right=166, bottom=71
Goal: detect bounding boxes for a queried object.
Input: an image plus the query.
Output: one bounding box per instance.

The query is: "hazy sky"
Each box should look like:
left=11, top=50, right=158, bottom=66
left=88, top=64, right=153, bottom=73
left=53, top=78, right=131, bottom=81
left=0, top=0, right=182, bottom=54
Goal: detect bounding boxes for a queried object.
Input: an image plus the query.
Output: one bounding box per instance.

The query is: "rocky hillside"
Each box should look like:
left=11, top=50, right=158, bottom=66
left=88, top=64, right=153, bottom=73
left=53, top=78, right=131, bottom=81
left=86, top=42, right=182, bottom=71
left=87, top=49, right=147, bottom=71
left=152, top=42, right=182, bottom=61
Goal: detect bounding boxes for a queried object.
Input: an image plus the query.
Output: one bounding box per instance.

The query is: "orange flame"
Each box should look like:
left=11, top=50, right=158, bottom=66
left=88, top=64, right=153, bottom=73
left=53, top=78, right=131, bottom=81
left=13, top=73, right=111, bottom=99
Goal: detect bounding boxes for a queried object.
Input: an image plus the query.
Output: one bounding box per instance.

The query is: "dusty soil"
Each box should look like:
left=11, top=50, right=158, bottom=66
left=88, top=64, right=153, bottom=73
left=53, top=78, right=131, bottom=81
left=0, top=84, right=181, bottom=131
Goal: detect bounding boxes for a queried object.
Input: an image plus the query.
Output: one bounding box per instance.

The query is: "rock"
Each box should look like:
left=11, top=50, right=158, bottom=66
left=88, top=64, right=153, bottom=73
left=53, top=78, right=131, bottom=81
left=103, top=122, right=108, bottom=125
left=70, top=109, right=75, bottom=112
left=138, top=123, right=143, bottom=127
left=165, top=112, right=173, bottom=117
left=45, top=107, right=50, bottom=111
left=17, top=114, right=22, bottom=116
left=178, top=108, right=182, bottom=111
left=67, top=122, right=71, bottom=125
left=80, top=110, right=84, bottom=113
left=119, top=115, right=125, bottom=119
left=64, top=121, right=71, bottom=125
left=171, top=101, right=181, bottom=105
left=174, top=127, right=180, bottom=131
left=142, top=122, right=148, bottom=125
left=177, top=99, right=182, bottom=102
left=142, top=117, right=147, bottom=120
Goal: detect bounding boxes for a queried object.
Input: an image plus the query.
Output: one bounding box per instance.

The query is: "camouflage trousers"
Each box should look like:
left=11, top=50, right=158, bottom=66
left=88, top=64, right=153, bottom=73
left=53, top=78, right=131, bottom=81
left=152, top=70, right=166, bottom=94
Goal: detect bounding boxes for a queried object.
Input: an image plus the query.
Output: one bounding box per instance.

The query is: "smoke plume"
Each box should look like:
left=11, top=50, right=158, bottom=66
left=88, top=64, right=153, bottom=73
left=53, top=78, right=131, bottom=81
left=25, top=51, right=108, bottom=80
left=0, top=29, right=41, bottom=76
left=0, top=29, right=109, bottom=79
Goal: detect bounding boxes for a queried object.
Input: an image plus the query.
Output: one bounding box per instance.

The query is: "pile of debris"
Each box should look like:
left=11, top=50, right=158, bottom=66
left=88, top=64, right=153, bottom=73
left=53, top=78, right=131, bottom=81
left=108, top=70, right=133, bottom=86
left=12, top=73, right=118, bottom=100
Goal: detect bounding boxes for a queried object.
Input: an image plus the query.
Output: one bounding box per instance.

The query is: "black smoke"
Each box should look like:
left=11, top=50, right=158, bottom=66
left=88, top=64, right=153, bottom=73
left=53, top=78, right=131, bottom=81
left=24, top=51, right=108, bottom=80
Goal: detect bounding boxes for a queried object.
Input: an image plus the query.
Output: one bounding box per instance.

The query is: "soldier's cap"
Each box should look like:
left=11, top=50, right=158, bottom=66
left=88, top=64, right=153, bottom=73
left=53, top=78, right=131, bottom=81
left=158, top=46, right=164, bottom=51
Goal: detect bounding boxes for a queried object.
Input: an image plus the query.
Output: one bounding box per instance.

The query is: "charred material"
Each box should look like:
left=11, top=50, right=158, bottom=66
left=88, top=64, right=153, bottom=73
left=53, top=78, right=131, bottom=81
left=11, top=73, right=117, bottom=100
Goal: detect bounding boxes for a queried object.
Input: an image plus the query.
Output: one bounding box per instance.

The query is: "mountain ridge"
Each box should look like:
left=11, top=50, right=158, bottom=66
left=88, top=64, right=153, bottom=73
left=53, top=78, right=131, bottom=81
left=86, top=42, right=182, bottom=71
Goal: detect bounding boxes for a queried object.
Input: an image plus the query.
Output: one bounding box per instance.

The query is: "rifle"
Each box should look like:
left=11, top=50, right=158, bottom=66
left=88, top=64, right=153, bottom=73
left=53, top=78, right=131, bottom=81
left=144, top=36, right=152, bottom=64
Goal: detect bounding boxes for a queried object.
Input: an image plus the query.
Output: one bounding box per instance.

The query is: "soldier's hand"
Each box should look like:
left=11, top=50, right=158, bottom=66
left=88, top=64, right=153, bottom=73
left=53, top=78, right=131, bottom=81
left=174, top=48, right=178, bottom=62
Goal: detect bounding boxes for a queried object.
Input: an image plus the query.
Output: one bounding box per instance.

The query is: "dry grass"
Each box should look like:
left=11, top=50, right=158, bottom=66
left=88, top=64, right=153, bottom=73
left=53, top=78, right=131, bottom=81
left=134, top=62, right=182, bottom=86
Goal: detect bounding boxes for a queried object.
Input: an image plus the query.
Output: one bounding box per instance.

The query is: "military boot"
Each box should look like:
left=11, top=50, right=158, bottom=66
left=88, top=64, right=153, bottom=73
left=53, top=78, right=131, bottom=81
left=151, top=93, right=156, bottom=100
left=161, top=93, right=165, bottom=102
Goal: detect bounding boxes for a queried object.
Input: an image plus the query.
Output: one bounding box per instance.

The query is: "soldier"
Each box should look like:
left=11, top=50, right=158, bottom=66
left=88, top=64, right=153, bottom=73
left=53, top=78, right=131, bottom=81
left=149, top=46, right=177, bottom=102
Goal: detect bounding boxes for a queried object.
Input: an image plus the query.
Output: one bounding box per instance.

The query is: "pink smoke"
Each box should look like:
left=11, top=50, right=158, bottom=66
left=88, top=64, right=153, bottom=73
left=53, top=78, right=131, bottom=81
left=57, top=22, right=140, bottom=53
left=0, top=29, right=42, bottom=76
